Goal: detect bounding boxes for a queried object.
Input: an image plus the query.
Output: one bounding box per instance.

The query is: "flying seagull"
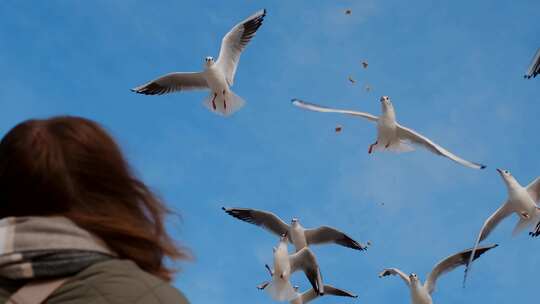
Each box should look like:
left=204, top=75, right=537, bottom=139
left=257, top=263, right=357, bottom=304
left=464, top=169, right=540, bottom=284
left=262, top=234, right=324, bottom=301
left=525, top=48, right=540, bottom=79
left=131, top=9, right=267, bottom=116
left=379, top=244, right=497, bottom=304
left=222, top=207, right=367, bottom=251
left=292, top=97, right=486, bottom=170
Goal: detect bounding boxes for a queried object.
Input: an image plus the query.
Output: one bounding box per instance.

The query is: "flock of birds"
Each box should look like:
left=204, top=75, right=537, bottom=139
left=130, top=9, right=540, bottom=304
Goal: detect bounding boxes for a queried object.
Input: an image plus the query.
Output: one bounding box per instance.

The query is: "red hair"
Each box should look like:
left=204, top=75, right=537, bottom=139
left=0, top=116, right=189, bottom=281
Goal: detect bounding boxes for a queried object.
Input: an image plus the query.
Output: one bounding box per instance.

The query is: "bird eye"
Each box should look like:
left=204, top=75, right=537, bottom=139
left=505, top=171, right=509, bottom=174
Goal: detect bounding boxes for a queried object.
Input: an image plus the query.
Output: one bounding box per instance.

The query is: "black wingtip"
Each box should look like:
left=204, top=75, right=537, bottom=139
left=221, top=207, right=227, bottom=211
left=480, top=165, right=487, bottom=169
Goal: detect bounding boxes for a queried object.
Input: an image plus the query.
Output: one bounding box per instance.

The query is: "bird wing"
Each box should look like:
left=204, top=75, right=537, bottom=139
left=304, top=226, right=367, bottom=251
left=378, top=268, right=410, bottom=286
left=289, top=248, right=323, bottom=295
left=300, top=285, right=356, bottom=303
left=525, top=48, right=540, bottom=79
left=215, top=9, right=266, bottom=86
left=396, top=123, right=486, bottom=170
left=131, top=72, right=208, bottom=95
left=526, top=177, right=540, bottom=203
left=426, top=244, right=498, bottom=294
left=463, top=203, right=511, bottom=285
left=292, top=99, right=379, bottom=122
left=222, top=207, right=289, bottom=238
left=322, top=285, right=358, bottom=298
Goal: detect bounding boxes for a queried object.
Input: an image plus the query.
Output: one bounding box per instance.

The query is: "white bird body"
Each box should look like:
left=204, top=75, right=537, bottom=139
left=274, top=240, right=292, bottom=280
left=374, top=102, right=402, bottom=152
left=290, top=221, right=308, bottom=250
left=410, top=281, right=432, bottom=304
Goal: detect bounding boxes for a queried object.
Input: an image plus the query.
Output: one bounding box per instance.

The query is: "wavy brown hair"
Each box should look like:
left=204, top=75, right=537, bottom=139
left=0, top=116, right=188, bottom=281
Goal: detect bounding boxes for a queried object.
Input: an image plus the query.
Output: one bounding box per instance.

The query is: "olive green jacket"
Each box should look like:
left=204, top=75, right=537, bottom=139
left=0, top=259, right=189, bottom=304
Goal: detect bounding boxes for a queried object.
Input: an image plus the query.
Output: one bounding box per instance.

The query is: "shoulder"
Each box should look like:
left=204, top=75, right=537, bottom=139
left=48, top=259, right=189, bottom=304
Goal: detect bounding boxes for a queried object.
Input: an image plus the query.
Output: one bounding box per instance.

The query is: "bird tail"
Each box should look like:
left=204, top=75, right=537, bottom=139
left=202, top=90, right=245, bottom=116
left=264, top=278, right=299, bottom=302
left=376, top=140, right=415, bottom=153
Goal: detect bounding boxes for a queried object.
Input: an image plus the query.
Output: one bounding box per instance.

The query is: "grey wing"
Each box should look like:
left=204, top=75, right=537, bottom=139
left=525, top=48, right=540, bottom=79
left=323, top=285, right=358, bottom=298
left=426, top=244, right=498, bottom=294
left=292, top=99, right=379, bottom=122
left=215, top=9, right=266, bottom=86
left=131, top=72, right=208, bottom=95
left=396, top=123, right=486, bottom=170
left=378, top=268, right=410, bottom=286
left=526, top=177, right=540, bottom=203
left=463, top=204, right=511, bottom=285
left=222, top=207, right=289, bottom=237
left=304, top=226, right=367, bottom=251
left=289, top=248, right=323, bottom=295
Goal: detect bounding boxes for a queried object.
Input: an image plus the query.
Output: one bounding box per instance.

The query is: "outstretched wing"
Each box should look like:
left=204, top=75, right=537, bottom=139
left=215, top=9, right=266, bottom=86
left=304, top=226, right=367, bottom=251
left=292, top=99, right=379, bottom=122
left=463, top=203, right=511, bottom=285
left=378, top=268, right=411, bottom=286
left=426, top=244, right=498, bottom=294
left=396, top=123, right=486, bottom=170
left=289, top=248, right=323, bottom=295
left=525, top=48, right=540, bottom=79
left=131, top=72, right=208, bottom=95
left=222, top=207, right=289, bottom=237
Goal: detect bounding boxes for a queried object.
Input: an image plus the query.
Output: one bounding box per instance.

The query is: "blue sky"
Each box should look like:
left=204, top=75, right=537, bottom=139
left=1, top=0, right=539, bottom=303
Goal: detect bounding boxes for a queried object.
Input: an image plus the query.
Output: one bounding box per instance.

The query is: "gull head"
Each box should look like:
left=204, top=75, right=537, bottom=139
left=204, top=56, right=215, bottom=67
left=291, top=217, right=299, bottom=227
left=380, top=96, right=394, bottom=112
left=497, top=168, right=518, bottom=188
left=409, top=273, right=419, bottom=283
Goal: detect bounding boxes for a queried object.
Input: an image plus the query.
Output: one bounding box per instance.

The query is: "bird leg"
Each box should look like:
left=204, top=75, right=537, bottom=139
left=385, top=142, right=391, bottom=149
left=211, top=93, right=217, bottom=110
left=368, top=141, right=378, bottom=154
left=223, top=89, right=227, bottom=110
left=265, top=264, right=274, bottom=277
left=521, top=211, right=531, bottom=219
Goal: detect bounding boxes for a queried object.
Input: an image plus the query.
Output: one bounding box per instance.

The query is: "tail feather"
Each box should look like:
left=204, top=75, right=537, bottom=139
left=265, top=278, right=299, bottom=302
left=202, top=90, right=245, bottom=116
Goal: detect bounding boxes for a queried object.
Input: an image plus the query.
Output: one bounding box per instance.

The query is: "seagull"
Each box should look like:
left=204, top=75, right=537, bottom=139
left=258, top=279, right=357, bottom=304
left=131, top=9, right=266, bottom=116
left=379, top=244, right=497, bottom=304
left=524, top=48, right=540, bottom=79
left=292, top=97, right=486, bottom=170
left=261, top=234, right=324, bottom=301
left=464, top=169, right=540, bottom=284
left=222, top=207, right=368, bottom=251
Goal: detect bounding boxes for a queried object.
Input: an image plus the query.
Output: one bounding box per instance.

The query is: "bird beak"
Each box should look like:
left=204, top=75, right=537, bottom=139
left=496, top=168, right=502, bottom=174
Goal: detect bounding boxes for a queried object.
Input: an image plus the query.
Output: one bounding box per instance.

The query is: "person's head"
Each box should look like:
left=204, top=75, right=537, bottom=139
left=0, top=116, right=188, bottom=281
